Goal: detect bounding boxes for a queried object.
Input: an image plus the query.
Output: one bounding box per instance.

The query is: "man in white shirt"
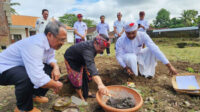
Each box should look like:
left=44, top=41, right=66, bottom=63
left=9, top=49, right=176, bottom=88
left=116, top=22, right=177, bottom=79
left=74, top=14, right=88, bottom=43
left=0, top=20, right=66, bottom=112
left=114, top=12, right=125, bottom=42
left=96, top=15, right=110, bottom=55
left=35, top=9, right=51, bottom=34
left=137, top=11, right=149, bottom=32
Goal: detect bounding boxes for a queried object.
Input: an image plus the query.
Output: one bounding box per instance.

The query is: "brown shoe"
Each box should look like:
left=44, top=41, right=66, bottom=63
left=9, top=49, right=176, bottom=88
left=33, top=96, right=49, bottom=103
left=14, top=107, right=41, bottom=112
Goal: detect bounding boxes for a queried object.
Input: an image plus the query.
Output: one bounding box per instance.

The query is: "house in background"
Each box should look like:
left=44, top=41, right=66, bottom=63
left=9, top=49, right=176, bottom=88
left=10, top=15, right=38, bottom=42
left=10, top=15, right=75, bottom=43
left=87, top=27, right=116, bottom=42
left=87, top=27, right=98, bottom=40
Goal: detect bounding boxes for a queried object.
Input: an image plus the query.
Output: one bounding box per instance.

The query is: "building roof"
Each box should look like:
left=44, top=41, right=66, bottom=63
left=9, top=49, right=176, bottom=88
left=153, top=26, right=198, bottom=33
left=11, top=15, right=39, bottom=28
left=87, top=27, right=96, bottom=34
left=11, top=15, right=73, bottom=30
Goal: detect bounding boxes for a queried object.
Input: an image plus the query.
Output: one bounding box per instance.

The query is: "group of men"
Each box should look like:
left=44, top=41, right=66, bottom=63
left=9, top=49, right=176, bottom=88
left=0, top=9, right=178, bottom=112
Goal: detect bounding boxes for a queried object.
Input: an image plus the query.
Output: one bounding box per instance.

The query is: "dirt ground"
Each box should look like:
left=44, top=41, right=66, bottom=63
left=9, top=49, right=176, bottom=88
left=1, top=57, right=200, bottom=112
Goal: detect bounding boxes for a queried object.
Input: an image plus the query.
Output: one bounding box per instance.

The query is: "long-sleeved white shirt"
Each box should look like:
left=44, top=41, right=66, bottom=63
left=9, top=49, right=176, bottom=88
left=96, top=22, right=109, bottom=37
left=137, top=19, right=149, bottom=32
left=116, top=32, right=169, bottom=68
left=0, top=33, right=57, bottom=88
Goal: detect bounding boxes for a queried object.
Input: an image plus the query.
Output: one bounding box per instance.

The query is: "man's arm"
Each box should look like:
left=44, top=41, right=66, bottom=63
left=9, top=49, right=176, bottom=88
left=35, top=19, right=40, bottom=33
left=92, top=75, right=108, bottom=95
left=144, top=21, right=149, bottom=30
left=96, top=25, right=99, bottom=33
left=50, top=62, right=60, bottom=81
left=21, top=44, right=63, bottom=92
left=116, top=38, right=126, bottom=68
left=114, top=26, right=118, bottom=34
left=143, top=33, right=177, bottom=75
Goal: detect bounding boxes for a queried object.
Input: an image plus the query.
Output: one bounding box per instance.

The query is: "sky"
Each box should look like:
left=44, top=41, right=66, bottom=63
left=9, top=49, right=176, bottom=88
left=12, top=0, right=200, bottom=30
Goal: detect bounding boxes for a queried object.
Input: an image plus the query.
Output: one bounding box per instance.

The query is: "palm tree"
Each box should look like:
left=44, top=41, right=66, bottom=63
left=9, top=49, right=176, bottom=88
left=10, top=1, right=20, bottom=14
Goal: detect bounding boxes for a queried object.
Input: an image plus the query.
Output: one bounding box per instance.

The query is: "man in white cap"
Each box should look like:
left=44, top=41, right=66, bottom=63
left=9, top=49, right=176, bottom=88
left=113, top=12, right=125, bottom=42
left=137, top=11, right=149, bottom=33
left=116, top=22, right=177, bottom=78
left=74, top=14, right=88, bottom=43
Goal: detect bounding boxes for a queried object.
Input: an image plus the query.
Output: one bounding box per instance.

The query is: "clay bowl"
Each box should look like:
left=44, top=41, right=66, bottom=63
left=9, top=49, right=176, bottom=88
left=96, top=85, right=143, bottom=112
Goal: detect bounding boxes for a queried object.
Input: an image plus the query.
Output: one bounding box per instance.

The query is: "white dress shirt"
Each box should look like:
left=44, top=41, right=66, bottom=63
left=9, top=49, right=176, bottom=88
left=116, top=32, right=169, bottom=68
left=96, top=22, right=109, bottom=37
left=114, top=20, right=125, bottom=37
left=74, top=21, right=88, bottom=40
left=35, top=17, right=50, bottom=34
left=137, top=19, right=149, bottom=32
left=0, top=33, right=57, bottom=88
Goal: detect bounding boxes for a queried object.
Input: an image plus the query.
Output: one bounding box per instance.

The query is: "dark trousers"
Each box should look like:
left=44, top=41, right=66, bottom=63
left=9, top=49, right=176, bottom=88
left=100, top=47, right=110, bottom=55
left=0, top=64, right=53, bottom=111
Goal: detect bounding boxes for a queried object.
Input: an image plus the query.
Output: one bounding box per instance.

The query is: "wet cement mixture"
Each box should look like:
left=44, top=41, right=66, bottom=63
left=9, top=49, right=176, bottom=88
left=106, top=97, right=135, bottom=109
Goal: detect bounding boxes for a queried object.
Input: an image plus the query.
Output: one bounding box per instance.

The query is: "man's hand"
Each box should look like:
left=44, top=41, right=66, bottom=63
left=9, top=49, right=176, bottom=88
left=140, top=25, right=145, bottom=29
left=81, top=35, right=85, bottom=40
left=166, top=63, right=178, bottom=76
left=98, top=84, right=109, bottom=95
left=125, top=66, right=134, bottom=76
left=53, top=81, right=63, bottom=94
left=118, top=33, right=121, bottom=37
left=51, top=68, right=60, bottom=81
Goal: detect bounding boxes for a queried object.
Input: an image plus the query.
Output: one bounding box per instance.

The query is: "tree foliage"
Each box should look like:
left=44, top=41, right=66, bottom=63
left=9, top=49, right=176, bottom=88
left=59, top=14, right=96, bottom=27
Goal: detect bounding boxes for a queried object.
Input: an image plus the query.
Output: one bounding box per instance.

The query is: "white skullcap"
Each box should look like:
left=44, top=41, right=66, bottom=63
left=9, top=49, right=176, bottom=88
left=124, top=22, right=138, bottom=32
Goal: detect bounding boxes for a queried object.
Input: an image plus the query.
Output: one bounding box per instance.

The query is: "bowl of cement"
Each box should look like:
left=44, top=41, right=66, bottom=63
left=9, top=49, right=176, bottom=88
left=96, top=85, right=143, bottom=112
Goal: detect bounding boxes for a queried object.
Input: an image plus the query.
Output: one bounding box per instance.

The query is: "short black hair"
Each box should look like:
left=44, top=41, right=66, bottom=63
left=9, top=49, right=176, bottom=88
left=42, top=9, right=49, bottom=14
left=100, top=15, right=105, bottom=19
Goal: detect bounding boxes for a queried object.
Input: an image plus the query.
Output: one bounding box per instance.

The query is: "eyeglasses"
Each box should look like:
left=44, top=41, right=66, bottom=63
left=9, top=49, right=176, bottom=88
left=53, top=35, right=66, bottom=43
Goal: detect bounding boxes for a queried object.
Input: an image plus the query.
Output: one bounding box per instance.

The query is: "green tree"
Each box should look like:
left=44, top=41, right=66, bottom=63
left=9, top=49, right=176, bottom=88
left=59, top=13, right=96, bottom=27
left=181, top=9, right=198, bottom=26
left=10, top=1, right=20, bottom=14
left=153, top=8, right=170, bottom=28
left=59, top=14, right=77, bottom=27
left=169, top=17, right=184, bottom=28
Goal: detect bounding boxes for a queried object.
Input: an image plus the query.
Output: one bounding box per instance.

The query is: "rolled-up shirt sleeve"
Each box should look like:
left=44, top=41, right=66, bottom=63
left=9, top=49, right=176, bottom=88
left=143, top=33, right=169, bottom=64
left=47, top=49, right=57, bottom=64
left=82, top=50, right=98, bottom=76
left=116, top=39, right=126, bottom=68
left=21, top=45, right=51, bottom=88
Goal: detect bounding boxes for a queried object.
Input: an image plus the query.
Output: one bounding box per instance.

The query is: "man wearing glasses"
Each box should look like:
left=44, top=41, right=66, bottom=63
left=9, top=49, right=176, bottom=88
left=0, top=20, right=66, bottom=112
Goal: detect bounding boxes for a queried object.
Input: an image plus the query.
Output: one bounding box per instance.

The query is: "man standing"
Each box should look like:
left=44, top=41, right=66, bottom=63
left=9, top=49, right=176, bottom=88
left=96, top=15, right=110, bottom=56
left=137, top=11, right=149, bottom=33
left=113, top=12, right=125, bottom=42
left=0, top=20, right=66, bottom=112
left=116, top=22, right=177, bottom=79
left=74, top=14, right=88, bottom=43
left=35, top=9, right=51, bottom=34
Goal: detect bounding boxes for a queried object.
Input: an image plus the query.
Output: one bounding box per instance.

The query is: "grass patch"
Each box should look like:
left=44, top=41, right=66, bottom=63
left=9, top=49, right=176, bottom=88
left=55, top=38, right=200, bottom=64
left=55, top=43, right=73, bottom=63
